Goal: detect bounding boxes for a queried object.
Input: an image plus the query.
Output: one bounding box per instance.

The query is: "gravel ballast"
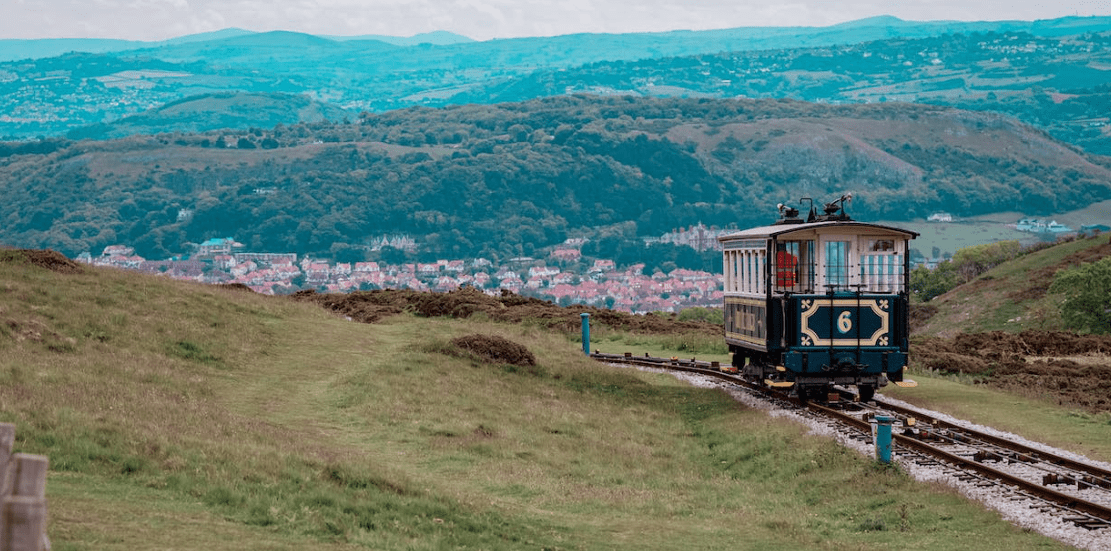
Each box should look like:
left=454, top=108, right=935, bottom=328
left=619, top=364, right=1111, bottom=551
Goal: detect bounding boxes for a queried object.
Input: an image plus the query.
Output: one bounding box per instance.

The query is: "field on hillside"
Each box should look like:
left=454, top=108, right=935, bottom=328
left=914, top=233, right=1111, bottom=337
left=0, top=250, right=1078, bottom=550
left=881, top=198, right=1111, bottom=259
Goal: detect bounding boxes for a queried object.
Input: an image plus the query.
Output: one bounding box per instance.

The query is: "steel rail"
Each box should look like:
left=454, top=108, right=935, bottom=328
left=808, top=402, right=1111, bottom=528
left=591, top=351, right=1111, bottom=529
left=870, top=397, right=1111, bottom=490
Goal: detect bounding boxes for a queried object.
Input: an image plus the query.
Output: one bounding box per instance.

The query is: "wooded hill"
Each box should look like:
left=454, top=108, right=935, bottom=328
left=2, top=96, right=1109, bottom=262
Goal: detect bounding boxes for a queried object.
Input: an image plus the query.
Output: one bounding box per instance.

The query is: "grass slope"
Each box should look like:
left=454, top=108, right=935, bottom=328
left=914, top=233, right=1111, bottom=337
left=0, top=254, right=1070, bottom=550
left=70, top=92, right=351, bottom=140
left=885, top=371, right=1111, bottom=463
left=895, top=234, right=1111, bottom=461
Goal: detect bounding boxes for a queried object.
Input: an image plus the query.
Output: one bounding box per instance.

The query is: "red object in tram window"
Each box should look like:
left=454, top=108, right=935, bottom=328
left=776, top=249, right=797, bottom=287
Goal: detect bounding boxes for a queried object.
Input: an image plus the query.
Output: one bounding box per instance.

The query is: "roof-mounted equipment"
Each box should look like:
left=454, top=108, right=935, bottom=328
left=775, top=202, right=803, bottom=225
left=809, top=192, right=853, bottom=222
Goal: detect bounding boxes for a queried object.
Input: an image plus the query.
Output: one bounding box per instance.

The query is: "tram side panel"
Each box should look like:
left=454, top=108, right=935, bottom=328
left=781, top=294, right=908, bottom=384
left=724, top=297, right=767, bottom=352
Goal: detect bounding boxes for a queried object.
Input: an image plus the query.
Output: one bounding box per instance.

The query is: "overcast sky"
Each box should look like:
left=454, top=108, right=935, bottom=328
left=3, top=0, right=1110, bottom=42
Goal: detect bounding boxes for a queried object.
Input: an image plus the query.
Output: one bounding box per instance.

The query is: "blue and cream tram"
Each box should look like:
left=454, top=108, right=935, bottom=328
left=719, top=194, right=918, bottom=401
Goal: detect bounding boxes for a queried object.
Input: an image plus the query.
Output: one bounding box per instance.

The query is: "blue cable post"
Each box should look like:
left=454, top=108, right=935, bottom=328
left=580, top=313, right=591, bottom=356
left=874, top=415, right=893, bottom=464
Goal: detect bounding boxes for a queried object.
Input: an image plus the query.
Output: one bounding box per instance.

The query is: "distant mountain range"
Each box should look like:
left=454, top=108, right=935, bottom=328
left=0, top=29, right=474, bottom=62
left=3, top=15, right=1111, bottom=156
left=4, top=17, right=1111, bottom=267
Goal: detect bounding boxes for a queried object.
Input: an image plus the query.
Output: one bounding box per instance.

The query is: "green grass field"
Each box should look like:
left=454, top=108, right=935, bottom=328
left=882, top=197, right=1111, bottom=260
left=914, top=233, right=1109, bottom=336
left=885, top=370, right=1111, bottom=464
left=0, top=259, right=1078, bottom=550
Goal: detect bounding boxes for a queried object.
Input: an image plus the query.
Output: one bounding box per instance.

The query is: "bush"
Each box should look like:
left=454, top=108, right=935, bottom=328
left=910, top=240, right=1022, bottom=303
left=676, top=307, right=724, bottom=325
left=950, top=240, right=1020, bottom=282
left=909, top=262, right=959, bottom=302
left=1050, top=257, right=1111, bottom=334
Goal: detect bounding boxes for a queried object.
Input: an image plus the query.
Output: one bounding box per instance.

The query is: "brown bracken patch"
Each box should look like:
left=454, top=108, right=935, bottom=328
left=908, top=302, right=938, bottom=332
left=450, top=334, right=536, bottom=367
left=0, top=249, right=84, bottom=274
left=290, top=289, right=407, bottom=324
left=290, top=286, right=721, bottom=336
left=215, top=283, right=254, bottom=292
left=912, top=330, right=1111, bottom=412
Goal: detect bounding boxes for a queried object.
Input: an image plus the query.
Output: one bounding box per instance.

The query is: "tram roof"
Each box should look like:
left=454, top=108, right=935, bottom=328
left=717, top=220, right=919, bottom=242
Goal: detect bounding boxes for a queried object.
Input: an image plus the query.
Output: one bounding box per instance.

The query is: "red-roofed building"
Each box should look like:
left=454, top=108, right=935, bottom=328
left=550, top=248, right=581, bottom=261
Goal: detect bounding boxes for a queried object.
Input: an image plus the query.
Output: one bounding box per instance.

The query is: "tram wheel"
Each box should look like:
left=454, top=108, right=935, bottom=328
left=857, top=385, right=875, bottom=403
left=795, top=385, right=810, bottom=403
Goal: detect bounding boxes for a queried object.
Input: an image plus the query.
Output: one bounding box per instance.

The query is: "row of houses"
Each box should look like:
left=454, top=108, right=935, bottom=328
left=648, top=223, right=730, bottom=252
left=78, top=244, right=726, bottom=313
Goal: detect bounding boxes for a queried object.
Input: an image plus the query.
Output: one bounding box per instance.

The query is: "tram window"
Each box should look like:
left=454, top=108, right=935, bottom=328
left=869, top=239, right=895, bottom=252
left=824, top=240, right=850, bottom=290
left=775, top=240, right=815, bottom=292
left=775, top=242, right=798, bottom=290
left=861, top=239, right=905, bottom=292
left=800, top=240, right=815, bottom=291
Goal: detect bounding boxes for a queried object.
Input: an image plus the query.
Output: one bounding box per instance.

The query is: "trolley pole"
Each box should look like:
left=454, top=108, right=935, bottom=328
left=580, top=313, right=591, bottom=356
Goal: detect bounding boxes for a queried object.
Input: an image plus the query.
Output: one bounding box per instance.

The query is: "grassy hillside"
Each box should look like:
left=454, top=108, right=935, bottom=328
left=903, top=234, right=1111, bottom=427
left=913, top=233, right=1111, bottom=337
left=66, top=93, right=351, bottom=141
left=0, top=251, right=1072, bottom=550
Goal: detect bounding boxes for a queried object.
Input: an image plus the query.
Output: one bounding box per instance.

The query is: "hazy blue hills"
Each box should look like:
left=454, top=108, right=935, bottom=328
left=4, top=15, right=1111, bottom=156
left=66, top=93, right=352, bottom=141
left=0, top=28, right=477, bottom=63
left=0, top=29, right=257, bottom=62
left=324, top=31, right=475, bottom=46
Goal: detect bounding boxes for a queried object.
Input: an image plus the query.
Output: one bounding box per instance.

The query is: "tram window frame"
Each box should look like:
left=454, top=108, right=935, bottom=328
left=860, top=237, right=905, bottom=293
left=722, top=241, right=767, bottom=297
left=820, top=237, right=853, bottom=292
left=773, top=240, right=815, bottom=293
left=868, top=239, right=895, bottom=252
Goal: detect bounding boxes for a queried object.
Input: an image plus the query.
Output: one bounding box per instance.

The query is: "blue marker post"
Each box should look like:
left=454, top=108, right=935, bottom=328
left=580, top=313, right=591, bottom=356
left=874, top=415, right=894, bottom=464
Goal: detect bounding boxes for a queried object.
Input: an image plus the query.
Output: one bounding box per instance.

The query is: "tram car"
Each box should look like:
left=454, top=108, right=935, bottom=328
left=718, top=194, right=918, bottom=402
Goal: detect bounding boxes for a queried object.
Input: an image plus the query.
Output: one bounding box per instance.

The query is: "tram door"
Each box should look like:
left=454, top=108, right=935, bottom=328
left=819, top=235, right=854, bottom=292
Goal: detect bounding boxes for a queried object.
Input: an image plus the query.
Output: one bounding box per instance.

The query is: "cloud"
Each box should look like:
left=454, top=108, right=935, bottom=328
left=0, top=0, right=1108, bottom=41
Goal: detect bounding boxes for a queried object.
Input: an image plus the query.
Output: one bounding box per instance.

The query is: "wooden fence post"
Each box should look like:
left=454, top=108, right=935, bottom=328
left=0, top=424, right=13, bottom=498
left=1, top=497, right=45, bottom=551
left=0, top=424, right=49, bottom=551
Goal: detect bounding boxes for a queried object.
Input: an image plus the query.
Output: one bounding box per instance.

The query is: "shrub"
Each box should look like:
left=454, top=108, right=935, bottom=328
left=950, top=240, right=1020, bottom=282
left=1050, top=256, right=1111, bottom=334
left=909, top=262, right=959, bottom=302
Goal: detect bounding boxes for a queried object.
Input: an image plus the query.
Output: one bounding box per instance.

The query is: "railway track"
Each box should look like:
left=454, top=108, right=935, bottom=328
left=591, top=352, right=1111, bottom=533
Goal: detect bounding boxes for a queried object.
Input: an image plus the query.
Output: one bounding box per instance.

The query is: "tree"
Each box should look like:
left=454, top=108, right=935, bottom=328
left=330, top=242, right=366, bottom=264
left=909, top=262, right=960, bottom=302
left=1050, top=257, right=1111, bottom=334
left=949, top=240, right=1020, bottom=282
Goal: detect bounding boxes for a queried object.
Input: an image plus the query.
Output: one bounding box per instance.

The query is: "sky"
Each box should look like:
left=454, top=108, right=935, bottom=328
left=3, top=0, right=1110, bottom=42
